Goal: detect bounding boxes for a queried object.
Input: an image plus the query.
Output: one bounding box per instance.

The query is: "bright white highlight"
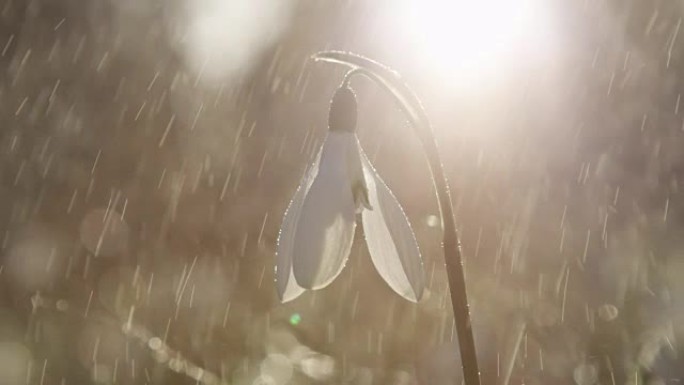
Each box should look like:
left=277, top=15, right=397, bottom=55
left=387, top=0, right=551, bottom=84
left=176, top=0, right=293, bottom=84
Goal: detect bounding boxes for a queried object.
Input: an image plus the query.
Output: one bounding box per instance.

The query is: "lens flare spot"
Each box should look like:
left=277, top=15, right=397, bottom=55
left=289, top=313, right=301, bottom=326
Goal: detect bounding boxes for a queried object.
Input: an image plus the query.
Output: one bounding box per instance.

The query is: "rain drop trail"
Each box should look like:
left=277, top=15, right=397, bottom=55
left=257, top=266, right=266, bottom=289
left=96, top=51, right=109, bottom=72
left=12, top=49, right=31, bottom=85
left=582, top=229, right=591, bottom=263
left=73, top=35, right=86, bottom=63
left=561, top=266, right=570, bottom=323
left=257, top=213, right=269, bottom=246
left=191, top=103, right=204, bottom=131
left=667, top=17, right=681, bottom=68
left=14, top=97, right=28, bottom=116
left=134, top=101, right=147, bottom=121
left=84, top=290, right=93, bottom=317
left=2, top=34, right=14, bottom=56
left=158, top=114, right=176, bottom=147
left=175, top=255, right=198, bottom=318
left=222, top=302, right=231, bottom=328
left=147, top=71, right=160, bottom=91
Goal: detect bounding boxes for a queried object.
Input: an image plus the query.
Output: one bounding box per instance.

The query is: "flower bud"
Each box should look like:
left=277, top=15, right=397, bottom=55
left=328, top=86, right=357, bottom=133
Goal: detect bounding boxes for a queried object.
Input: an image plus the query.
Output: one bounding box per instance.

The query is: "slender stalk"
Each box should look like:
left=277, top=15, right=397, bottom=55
left=313, top=51, right=481, bottom=385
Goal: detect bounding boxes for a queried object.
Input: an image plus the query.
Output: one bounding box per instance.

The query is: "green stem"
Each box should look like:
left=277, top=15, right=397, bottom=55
left=313, top=51, right=481, bottom=385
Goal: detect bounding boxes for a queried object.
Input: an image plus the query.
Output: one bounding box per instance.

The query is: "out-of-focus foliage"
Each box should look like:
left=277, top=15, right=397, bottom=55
left=0, top=0, right=683, bottom=384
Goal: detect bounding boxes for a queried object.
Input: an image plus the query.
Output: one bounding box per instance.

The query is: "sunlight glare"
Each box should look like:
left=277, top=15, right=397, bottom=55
left=386, top=0, right=552, bottom=86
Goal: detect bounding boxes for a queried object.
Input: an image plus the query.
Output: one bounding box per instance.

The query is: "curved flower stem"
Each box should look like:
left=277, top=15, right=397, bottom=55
left=312, top=51, right=481, bottom=385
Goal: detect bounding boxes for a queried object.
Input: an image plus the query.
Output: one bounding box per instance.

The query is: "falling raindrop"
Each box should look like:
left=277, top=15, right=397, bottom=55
left=76, top=322, right=127, bottom=371
left=79, top=208, right=130, bottom=257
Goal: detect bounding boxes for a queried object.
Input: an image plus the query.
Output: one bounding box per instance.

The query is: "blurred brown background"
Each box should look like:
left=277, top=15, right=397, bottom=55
left=1, top=0, right=684, bottom=384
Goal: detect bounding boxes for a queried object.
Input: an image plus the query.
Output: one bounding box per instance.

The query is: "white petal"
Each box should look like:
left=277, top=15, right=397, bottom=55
left=292, top=132, right=357, bottom=289
left=360, top=146, right=425, bottom=302
left=275, top=149, right=322, bottom=302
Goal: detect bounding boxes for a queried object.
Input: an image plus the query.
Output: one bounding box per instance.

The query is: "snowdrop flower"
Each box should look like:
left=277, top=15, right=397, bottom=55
left=276, top=84, right=425, bottom=303
left=302, top=52, right=480, bottom=385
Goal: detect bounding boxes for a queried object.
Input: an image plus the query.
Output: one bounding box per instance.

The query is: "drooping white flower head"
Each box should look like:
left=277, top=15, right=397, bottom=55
left=276, top=85, right=425, bottom=303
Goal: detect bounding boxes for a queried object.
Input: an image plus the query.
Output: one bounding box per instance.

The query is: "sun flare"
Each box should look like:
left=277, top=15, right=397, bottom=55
left=385, top=0, right=552, bottom=86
